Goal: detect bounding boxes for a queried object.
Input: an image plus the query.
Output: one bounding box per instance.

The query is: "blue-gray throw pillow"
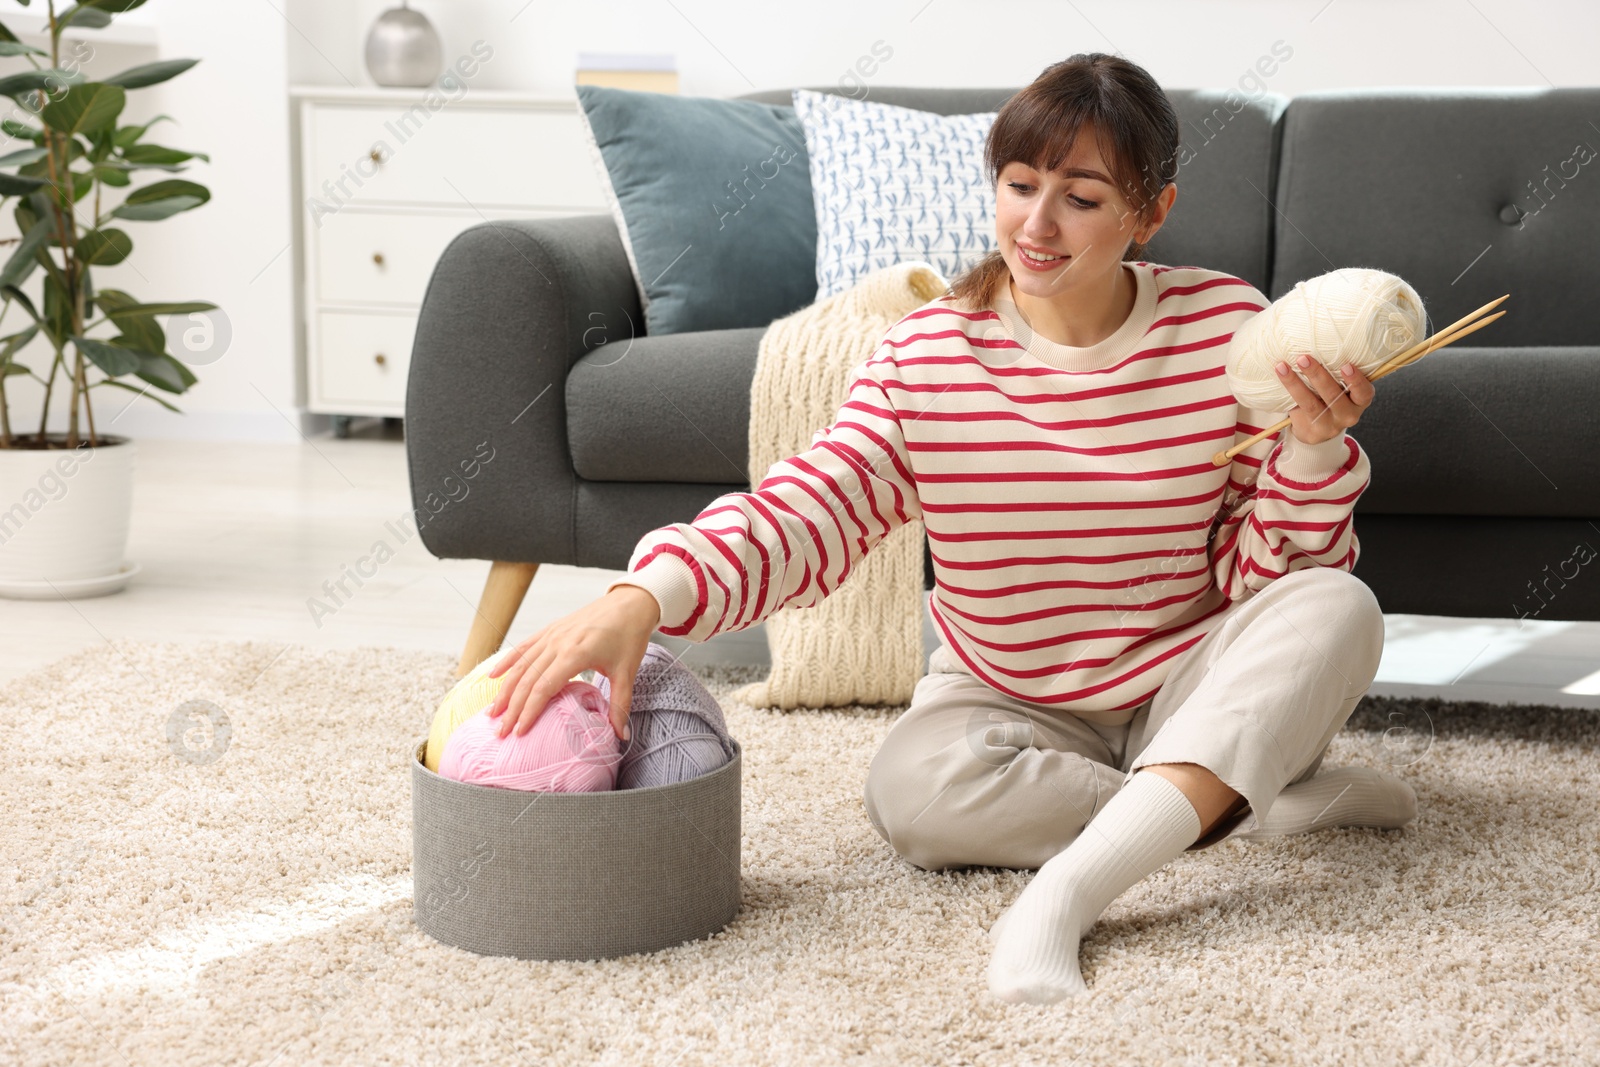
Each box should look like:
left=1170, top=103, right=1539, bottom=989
left=575, top=85, right=819, bottom=336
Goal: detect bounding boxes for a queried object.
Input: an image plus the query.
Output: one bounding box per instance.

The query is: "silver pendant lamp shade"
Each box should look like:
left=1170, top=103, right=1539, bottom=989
left=364, top=2, right=444, bottom=88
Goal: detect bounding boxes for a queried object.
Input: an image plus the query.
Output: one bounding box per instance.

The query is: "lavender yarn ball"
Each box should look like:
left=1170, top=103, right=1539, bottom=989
left=599, top=643, right=735, bottom=790
left=615, top=709, right=730, bottom=790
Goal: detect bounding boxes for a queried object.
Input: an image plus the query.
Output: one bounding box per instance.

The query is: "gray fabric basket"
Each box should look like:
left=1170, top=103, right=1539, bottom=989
left=410, top=736, right=741, bottom=960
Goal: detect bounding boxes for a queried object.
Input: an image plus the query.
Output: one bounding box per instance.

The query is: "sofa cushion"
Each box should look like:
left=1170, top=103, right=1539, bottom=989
left=575, top=85, right=819, bottom=336
left=1271, top=87, right=1600, bottom=345
left=567, top=327, right=766, bottom=484
left=1351, top=344, right=1600, bottom=518
left=735, top=86, right=1285, bottom=294
left=794, top=88, right=998, bottom=299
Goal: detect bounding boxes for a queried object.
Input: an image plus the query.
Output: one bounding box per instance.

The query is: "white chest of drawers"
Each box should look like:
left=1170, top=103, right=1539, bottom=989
left=290, top=87, right=608, bottom=434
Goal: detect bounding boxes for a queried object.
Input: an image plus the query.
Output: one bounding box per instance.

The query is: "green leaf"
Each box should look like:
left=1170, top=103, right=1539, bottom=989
left=93, top=287, right=137, bottom=315
left=112, top=313, right=161, bottom=354
left=2, top=361, right=28, bottom=376
left=112, top=114, right=172, bottom=149
left=41, top=274, right=70, bottom=347
left=111, top=179, right=209, bottom=221
left=107, top=299, right=216, bottom=317
left=122, top=178, right=210, bottom=206
left=24, top=170, right=74, bottom=213
left=164, top=350, right=197, bottom=389
left=79, top=227, right=132, bottom=265
left=60, top=7, right=113, bottom=29
left=121, top=143, right=207, bottom=166
left=90, top=164, right=131, bottom=187
left=72, top=334, right=143, bottom=376
left=2, top=284, right=40, bottom=322
left=2, top=118, right=43, bottom=142
left=0, top=172, right=47, bottom=196
left=0, top=145, right=49, bottom=166
left=93, top=376, right=183, bottom=413
left=112, top=195, right=202, bottom=221
left=42, top=83, right=126, bottom=137
left=61, top=0, right=152, bottom=29
left=16, top=194, right=40, bottom=234
left=0, top=216, right=52, bottom=288
left=104, top=58, right=198, bottom=90
left=0, top=69, right=85, bottom=98
left=2, top=322, right=38, bottom=349
left=0, top=42, right=46, bottom=57
left=17, top=139, right=82, bottom=179
left=1, top=322, right=39, bottom=368
left=85, top=129, right=113, bottom=163
left=105, top=159, right=186, bottom=174
left=131, top=348, right=194, bottom=392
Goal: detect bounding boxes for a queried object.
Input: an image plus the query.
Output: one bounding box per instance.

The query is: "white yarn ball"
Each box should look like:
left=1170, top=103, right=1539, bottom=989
left=1226, top=268, right=1427, bottom=412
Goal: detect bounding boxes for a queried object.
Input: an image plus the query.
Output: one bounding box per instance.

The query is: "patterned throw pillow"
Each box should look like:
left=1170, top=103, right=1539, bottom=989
left=793, top=88, right=998, bottom=300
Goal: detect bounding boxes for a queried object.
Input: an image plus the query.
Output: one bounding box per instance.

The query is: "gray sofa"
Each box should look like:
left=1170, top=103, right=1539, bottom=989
left=404, top=85, right=1600, bottom=674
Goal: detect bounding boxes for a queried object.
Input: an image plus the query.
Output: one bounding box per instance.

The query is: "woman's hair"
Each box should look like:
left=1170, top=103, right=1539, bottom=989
left=946, top=53, right=1181, bottom=311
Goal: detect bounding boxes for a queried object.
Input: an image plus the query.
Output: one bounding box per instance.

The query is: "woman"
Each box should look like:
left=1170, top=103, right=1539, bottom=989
left=484, top=53, right=1417, bottom=1005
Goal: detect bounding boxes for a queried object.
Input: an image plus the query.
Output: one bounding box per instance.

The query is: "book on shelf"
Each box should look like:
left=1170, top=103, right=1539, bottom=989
left=574, top=51, right=678, bottom=94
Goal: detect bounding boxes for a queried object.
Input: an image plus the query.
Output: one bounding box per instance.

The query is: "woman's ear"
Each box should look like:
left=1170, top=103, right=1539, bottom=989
left=1138, top=182, right=1178, bottom=244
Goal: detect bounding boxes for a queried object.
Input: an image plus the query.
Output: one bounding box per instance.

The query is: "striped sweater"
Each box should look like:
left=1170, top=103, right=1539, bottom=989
left=606, top=261, right=1370, bottom=725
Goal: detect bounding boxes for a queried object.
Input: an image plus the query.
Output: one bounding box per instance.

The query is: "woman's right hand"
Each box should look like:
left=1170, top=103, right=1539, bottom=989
left=485, top=584, right=662, bottom=742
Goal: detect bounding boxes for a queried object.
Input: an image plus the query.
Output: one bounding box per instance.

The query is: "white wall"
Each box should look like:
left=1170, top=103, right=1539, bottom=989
left=0, top=0, right=293, bottom=443
left=1, top=1, right=1595, bottom=444
left=286, top=0, right=1597, bottom=95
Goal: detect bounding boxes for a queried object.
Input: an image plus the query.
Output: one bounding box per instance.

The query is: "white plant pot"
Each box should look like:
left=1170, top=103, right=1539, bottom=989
left=0, top=433, right=139, bottom=599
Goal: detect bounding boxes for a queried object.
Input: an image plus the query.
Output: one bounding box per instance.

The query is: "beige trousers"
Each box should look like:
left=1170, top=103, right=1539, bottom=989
left=863, top=567, right=1386, bottom=871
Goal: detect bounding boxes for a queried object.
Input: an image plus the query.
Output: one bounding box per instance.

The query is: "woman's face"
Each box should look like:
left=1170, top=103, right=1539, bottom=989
left=995, top=129, right=1164, bottom=301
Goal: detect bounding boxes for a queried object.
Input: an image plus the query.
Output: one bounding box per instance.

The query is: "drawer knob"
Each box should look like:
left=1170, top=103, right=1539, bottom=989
left=374, top=353, right=387, bottom=366
left=369, top=148, right=384, bottom=165
left=372, top=252, right=385, bottom=266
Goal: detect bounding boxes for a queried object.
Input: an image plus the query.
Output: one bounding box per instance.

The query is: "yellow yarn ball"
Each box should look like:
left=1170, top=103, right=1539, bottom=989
left=425, top=654, right=506, bottom=772
left=424, top=656, right=600, bottom=772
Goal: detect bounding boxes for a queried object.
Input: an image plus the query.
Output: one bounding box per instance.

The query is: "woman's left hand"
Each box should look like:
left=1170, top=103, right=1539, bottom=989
left=1275, top=355, right=1376, bottom=446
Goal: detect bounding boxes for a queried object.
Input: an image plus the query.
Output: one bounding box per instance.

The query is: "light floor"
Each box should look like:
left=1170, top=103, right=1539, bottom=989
left=4, top=424, right=1599, bottom=709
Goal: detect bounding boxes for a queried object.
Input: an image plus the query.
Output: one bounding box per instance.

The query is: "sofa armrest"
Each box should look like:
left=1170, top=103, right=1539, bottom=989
left=404, top=213, right=642, bottom=564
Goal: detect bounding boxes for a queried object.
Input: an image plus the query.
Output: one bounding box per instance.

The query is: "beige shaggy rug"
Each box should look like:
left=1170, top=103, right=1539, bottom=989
left=3, top=639, right=1598, bottom=1067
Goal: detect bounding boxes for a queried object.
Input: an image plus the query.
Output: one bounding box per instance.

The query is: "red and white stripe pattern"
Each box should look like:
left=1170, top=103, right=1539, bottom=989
left=610, top=263, right=1369, bottom=722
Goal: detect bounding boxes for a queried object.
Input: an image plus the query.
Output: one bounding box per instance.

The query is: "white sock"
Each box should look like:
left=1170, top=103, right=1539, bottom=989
left=986, top=769, right=1201, bottom=1004
left=1237, top=764, right=1417, bottom=840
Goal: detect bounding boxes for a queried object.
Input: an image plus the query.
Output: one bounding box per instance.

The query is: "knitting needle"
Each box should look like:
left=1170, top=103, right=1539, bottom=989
left=1374, top=310, right=1504, bottom=380
left=1210, top=294, right=1509, bottom=467
left=1209, top=309, right=1505, bottom=467
left=1372, top=293, right=1510, bottom=377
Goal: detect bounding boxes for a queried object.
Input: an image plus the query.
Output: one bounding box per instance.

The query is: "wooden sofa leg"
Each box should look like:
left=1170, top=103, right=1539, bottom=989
left=458, top=560, right=540, bottom=678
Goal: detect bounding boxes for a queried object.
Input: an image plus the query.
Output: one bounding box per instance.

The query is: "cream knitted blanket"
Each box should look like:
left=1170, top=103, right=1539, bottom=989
left=729, top=262, right=949, bottom=711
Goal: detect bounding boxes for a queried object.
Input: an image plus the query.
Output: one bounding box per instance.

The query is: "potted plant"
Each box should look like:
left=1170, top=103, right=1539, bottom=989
left=0, top=0, right=214, bottom=599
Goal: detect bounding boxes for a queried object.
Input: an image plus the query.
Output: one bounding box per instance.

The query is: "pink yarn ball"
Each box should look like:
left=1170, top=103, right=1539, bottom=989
left=438, top=680, right=622, bottom=792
